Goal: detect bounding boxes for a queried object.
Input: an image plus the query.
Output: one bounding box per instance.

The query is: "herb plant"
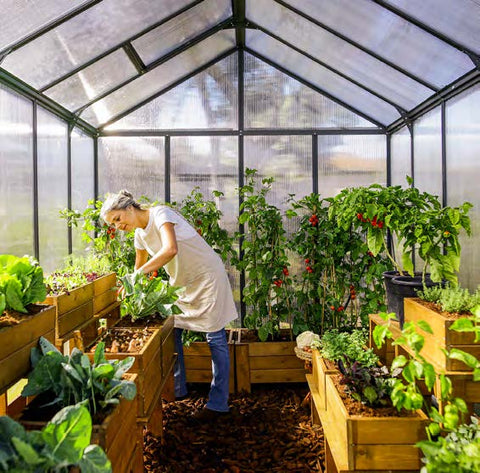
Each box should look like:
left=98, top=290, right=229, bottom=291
left=417, top=417, right=480, bottom=473
left=0, top=403, right=111, bottom=473
left=319, top=329, right=379, bottom=367
left=22, top=337, right=137, bottom=416
left=418, top=284, right=480, bottom=314
left=337, top=357, right=395, bottom=407
left=120, top=272, right=183, bottom=321
left=0, top=254, right=47, bottom=314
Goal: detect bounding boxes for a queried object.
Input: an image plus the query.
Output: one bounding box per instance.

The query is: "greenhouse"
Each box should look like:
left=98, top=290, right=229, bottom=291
left=1, top=1, right=479, bottom=472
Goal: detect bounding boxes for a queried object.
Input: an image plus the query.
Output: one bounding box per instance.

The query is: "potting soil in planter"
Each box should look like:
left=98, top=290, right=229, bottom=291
left=88, top=327, right=154, bottom=353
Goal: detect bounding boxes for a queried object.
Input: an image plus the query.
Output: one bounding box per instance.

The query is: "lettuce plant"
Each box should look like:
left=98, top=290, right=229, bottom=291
left=22, top=337, right=136, bottom=417
left=0, top=403, right=111, bottom=473
left=120, top=271, right=183, bottom=321
left=0, top=254, right=47, bottom=314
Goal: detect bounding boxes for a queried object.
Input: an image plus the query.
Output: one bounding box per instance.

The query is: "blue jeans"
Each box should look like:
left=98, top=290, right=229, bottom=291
left=174, top=328, right=230, bottom=412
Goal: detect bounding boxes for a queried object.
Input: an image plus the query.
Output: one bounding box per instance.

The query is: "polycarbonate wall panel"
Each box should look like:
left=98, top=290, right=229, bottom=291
left=413, top=107, right=442, bottom=200
left=385, top=0, right=480, bottom=55
left=71, top=128, right=94, bottom=253
left=82, top=30, right=236, bottom=127
left=170, top=136, right=238, bottom=234
left=285, top=0, right=472, bottom=89
left=244, top=53, right=374, bottom=129
left=446, top=84, right=480, bottom=290
left=0, top=0, right=86, bottom=51
left=170, top=136, right=240, bottom=315
left=133, top=0, right=232, bottom=66
left=44, top=50, right=138, bottom=111
left=2, top=0, right=193, bottom=88
left=244, top=135, right=311, bottom=236
left=246, top=0, right=432, bottom=110
left=391, top=127, right=412, bottom=187
left=317, top=135, right=387, bottom=198
left=37, top=108, right=69, bottom=273
left=246, top=30, right=399, bottom=126
left=0, top=85, right=34, bottom=256
left=107, top=54, right=238, bottom=130
left=98, top=137, right=165, bottom=202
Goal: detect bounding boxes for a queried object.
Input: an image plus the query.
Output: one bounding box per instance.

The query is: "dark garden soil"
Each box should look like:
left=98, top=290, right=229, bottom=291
left=0, top=304, right=48, bottom=328
left=115, top=313, right=168, bottom=328
left=88, top=327, right=153, bottom=353
left=144, top=383, right=324, bottom=473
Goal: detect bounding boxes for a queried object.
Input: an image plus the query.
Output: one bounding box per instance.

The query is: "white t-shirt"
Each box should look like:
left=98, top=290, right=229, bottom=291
left=134, top=206, right=238, bottom=332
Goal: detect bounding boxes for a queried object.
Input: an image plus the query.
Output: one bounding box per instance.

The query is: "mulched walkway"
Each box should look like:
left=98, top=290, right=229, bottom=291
left=144, top=383, right=325, bottom=473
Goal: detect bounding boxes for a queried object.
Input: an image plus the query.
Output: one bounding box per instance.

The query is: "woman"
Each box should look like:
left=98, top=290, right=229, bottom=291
left=101, top=190, right=238, bottom=420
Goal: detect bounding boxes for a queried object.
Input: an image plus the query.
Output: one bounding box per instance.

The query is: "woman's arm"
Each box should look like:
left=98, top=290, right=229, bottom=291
left=136, top=222, right=178, bottom=274
left=135, top=248, right=149, bottom=271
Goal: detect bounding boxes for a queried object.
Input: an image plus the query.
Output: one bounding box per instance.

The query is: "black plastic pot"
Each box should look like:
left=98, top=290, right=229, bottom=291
left=383, top=271, right=437, bottom=327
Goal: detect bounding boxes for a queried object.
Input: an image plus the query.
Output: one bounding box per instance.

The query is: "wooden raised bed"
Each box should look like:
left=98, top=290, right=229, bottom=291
left=311, top=349, right=338, bottom=412
left=369, top=312, right=402, bottom=368
left=44, top=282, right=94, bottom=344
left=311, top=373, right=428, bottom=472
left=87, top=326, right=162, bottom=419
left=404, top=298, right=480, bottom=371
left=0, top=304, right=55, bottom=394
left=92, top=272, right=117, bottom=315
left=19, top=374, right=142, bottom=473
left=184, top=342, right=235, bottom=392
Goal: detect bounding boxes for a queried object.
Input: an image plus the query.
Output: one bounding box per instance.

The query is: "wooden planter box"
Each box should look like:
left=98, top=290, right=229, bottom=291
left=317, top=374, right=428, bottom=472
left=19, top=376, right=142, bottom=473
left=404, top=298, right=480, bottom=371
left=0, top=304, right=55, bottom=394
left=44, top=282, right=94, bottom=342
left=92, top=273, right=117, bottom=315
left=87, top=326, right=162, bottom=419
left=184, top=342, right=235, bottom=392
left=311, top=349, right=339, bottom=412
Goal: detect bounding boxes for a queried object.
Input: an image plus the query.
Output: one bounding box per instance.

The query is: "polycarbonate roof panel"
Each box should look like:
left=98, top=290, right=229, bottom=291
left=43, top=49, right=138, bottom=112
left=285, top=0, right=473, bottom=89
left=384, top=0, right=480, bottom=55
left=246, top=30, right=399, bottom=126
left=132, top=0, right=232, bottom=66
left=246, top=0, right=432, bottom=111
left=2, top=0, right=193, bottom=89
left=0, top=0, right=88, bottom=52
left=81, top=30, right=236, bottom=127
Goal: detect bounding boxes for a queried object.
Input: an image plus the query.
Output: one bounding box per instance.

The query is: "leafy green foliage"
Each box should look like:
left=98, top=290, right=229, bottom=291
left=287, top=193, right=390, bottom=334
left=61, top=198, right=139, bottom=277
left=417, top=417, right=480, bottom=473
left=119, top=272, right=183, bottom=321
left=0, top=255, right=47, bottom=314
left=237, top=169, right=292, bottom=341
left=328, top=183, right=472, bottom=285
left=177, top=187, right=237, bottom=265
left=319, top=329, right=378, bottom=367
left=418, top=284, right=480, bottom=314
left=22, top=337, right=137, bottom=416
left=337, top=357, right=395, bottom=407
left=0, top=403, right=111, bottom=472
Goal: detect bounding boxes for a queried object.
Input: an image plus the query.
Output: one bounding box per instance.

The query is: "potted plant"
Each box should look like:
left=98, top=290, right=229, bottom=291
left=287, top=193, right=390, bottom=334
left=0, top=254, right=55, bottom=393
left=328, top=180, right=472, bottom=324
left=0, top=403, right=111, bottom=472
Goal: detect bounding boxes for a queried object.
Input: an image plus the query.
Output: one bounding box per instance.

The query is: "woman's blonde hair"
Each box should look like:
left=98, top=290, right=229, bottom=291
left=100, top=190, right=142, bottom=221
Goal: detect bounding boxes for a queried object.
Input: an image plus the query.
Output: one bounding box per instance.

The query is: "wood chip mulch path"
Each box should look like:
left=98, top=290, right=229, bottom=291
left=144, top=383, right=325, bottom=473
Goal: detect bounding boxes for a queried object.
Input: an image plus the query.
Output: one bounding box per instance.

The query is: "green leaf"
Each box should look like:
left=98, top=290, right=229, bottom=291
left=416, top=320, right=433, bottom=334
left=43, top=404, right=92, bottom=464
left=11, top=437, right=43, bottom=466
left=448, top=348, right=479, bottom=369
left=450, top=318, right=474, bottom=332
left=93, top=342, right=107, bottom=365
left=78, top=445, right=112, bottom=473
left=423, top=363, right=436, bottom=391
left=391, top=355, right=407, bottom=371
